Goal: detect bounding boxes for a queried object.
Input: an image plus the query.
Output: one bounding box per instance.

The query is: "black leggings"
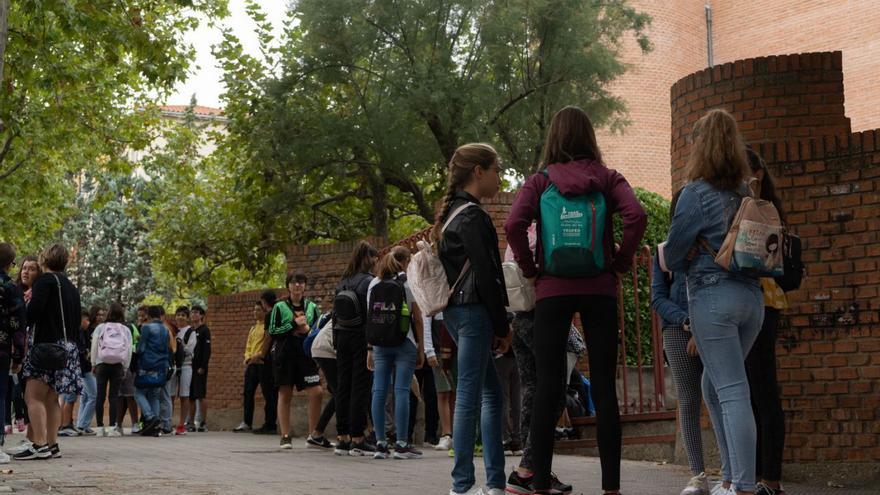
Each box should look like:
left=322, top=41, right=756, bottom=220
left=315, top=357, right=337, bottom=434
left=334, top=331, right=370, bottom=438
left=746, top=307, right=785, bottom=481
left=530, top=295, right=621, bottom=491
left=94, top=363, right=124, bottom=427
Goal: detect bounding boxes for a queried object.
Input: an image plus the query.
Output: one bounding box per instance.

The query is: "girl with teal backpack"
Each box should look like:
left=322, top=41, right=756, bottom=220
left=504, top=106, right=647, bottom=495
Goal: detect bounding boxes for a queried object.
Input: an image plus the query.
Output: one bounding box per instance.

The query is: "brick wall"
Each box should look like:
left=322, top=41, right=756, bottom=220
left=670, top=51, right=880, bottom=464
left=594, top=0, right=880, bottom=198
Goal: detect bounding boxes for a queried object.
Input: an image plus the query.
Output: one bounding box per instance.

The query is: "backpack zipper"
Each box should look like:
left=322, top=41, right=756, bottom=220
left=590, top=199, right=597, bottom=252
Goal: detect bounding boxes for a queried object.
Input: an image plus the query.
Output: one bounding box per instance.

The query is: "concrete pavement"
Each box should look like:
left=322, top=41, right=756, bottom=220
left=0, top=432, right=873, bottom=494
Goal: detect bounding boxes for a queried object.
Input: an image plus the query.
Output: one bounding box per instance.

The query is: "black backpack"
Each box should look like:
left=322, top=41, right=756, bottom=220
left=333, top=274, right=369, bottom=330
left=365, top=276, right=410, bottom=347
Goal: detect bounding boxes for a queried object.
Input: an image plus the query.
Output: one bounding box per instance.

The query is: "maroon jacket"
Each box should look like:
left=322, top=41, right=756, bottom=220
left=504, top=159, right=648, bottom=301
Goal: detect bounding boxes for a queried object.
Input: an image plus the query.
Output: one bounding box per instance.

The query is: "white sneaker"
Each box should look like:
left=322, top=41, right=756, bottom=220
left=106, top=427, right=122, bottom=438
left=99, top=426, right=106, bottom=437
left=7, top=439, right=32, bottom=455
left=435, top=435, right=453, bottom=451
left=710, top=482, right=734, bottom=495
left=485, top=489, right=504, bottom=495
left=449, top=488, right=485, bottom=495
left=682, top=473, right=710, bottom=495
left=0, top=451, right=10, bottom=464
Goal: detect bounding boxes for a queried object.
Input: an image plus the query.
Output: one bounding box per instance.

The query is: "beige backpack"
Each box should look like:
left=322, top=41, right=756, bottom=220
left=699, top=181, right=784, bottom=277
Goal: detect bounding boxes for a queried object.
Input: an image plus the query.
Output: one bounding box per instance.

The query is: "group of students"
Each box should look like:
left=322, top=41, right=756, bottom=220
left=0, top=242, right=216, bottom=462
left=0, top=104, right=792, bottom=495
left=242, top=105, right=785, bottom=495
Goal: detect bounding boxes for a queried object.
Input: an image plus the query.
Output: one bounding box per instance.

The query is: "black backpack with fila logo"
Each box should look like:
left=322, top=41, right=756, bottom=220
left=365, top=275, right=411, bottom=347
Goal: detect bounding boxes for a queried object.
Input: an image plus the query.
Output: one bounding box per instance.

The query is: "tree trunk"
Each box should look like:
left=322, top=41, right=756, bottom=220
left=365, top=165, right=389, bottom=238
left=0, top=0, right=8, bottom=79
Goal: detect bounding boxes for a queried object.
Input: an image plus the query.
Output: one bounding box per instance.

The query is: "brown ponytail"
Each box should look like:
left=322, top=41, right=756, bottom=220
left=432, top=143, right=499, bottom=242
left=377, top=246, right=412, bottom=279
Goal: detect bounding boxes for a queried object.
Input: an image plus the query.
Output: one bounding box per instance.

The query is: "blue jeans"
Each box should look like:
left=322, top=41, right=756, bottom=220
left=688, top=279, right=764, bottom=493
left=371, top=339, right=417, bottom=445
left=444, top=304, right=505, bottom=493
left=159, top=380, right=174, bottom=430
left=134, top=387, right=163, bottom=421
left=75, top=372, right=97, bottom=430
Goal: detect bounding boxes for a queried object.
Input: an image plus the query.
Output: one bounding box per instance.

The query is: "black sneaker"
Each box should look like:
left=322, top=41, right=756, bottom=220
left=550, top=472, right=573, bottom=494
left=185, top=423, right=196, bottom=433
left=373, top=443, right=390, bottom=459
left=49, top=443, right=62, bottom=459
left=349, top=440, right=375, bottom=456
left=334, top=440, right=351, bottom=456
left=392, top=443, right=423, bottom=459
left=506, top=470, right=536, bottom=495
left=12, top=444, right=51, bottom=461
left=140, top=418, right=160, bottom=436
left=755, top=482, right=786, bottom=495
left=280, top=435, right=293, bottom=450
left=197, top=422, right=208, bottom=432
left=306, top=435, right=333, bottom=449
left=252, top=425, right=277, bottom=435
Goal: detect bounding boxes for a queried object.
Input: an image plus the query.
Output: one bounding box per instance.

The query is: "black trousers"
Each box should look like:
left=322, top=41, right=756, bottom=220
left=409, top=364, right=439, bottom=443
left=530, top=295, right=621, bottom=491
left=94, top=363, right=124, bottom=427
left=315, top=357, right=337, bottom=433
left=335, top=331, right=370, bottom=437
left=243, top=362, right=277, bottom=428
left=746, top=307, right=785, bottom=481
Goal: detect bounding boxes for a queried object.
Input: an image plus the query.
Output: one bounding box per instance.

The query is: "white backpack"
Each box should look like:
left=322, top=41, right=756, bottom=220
left=502, top=261, right=535, bottom=312
left=97, top=323, right=129, bottom=365
left=407, top=202, right=476, bottom=317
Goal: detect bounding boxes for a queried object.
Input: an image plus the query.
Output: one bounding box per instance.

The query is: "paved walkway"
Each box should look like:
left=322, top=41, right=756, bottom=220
left=0, top=432, right=872, bottom=494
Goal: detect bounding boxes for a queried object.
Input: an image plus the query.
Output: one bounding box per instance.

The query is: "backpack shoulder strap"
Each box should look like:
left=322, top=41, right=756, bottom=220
left=441, top=202, right=476, bottom=234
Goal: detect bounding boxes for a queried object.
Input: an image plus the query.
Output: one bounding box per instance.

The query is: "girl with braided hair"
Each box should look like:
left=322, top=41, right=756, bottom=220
left=437, top=143, right=509, bottom=495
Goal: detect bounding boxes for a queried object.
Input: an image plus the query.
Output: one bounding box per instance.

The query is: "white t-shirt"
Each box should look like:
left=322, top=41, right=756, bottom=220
left=367, top=275, right=417, bottom=347
left=177, top=326, right=197, bottom=366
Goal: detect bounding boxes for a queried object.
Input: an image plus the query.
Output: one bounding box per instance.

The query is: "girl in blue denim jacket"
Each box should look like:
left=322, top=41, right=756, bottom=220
left=663, top=109, right=764, bottom=495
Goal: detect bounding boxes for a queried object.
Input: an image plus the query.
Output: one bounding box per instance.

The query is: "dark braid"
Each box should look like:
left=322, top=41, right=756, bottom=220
left=432, top=143, right=499, bottom=242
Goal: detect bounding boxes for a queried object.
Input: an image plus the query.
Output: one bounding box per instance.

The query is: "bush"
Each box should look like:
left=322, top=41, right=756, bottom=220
left=614, top=188, right=671, bottom=366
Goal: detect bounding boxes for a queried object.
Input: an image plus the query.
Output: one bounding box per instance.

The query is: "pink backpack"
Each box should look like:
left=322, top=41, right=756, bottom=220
left=97, top=323, right=129, bottom=364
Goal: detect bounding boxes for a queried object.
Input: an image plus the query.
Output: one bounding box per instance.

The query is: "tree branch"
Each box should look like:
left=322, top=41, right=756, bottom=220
left=487, top=77, right=566, bottom=127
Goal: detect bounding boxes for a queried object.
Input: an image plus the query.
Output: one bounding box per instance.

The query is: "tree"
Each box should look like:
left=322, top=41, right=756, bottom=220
left=159, top=0, right=651, bottom=284
left=61, top=174, right=156, bottom=313
left=0, top=0, right=228, bottom=252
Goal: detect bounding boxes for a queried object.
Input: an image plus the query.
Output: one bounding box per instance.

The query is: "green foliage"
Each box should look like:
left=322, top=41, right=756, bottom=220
left=61, top=174, right=156, bottom=316
left=0, top=0, right=227, bottom=251
left=157, top=0, right=651, bottom=286
left=615, top=188, right=670, bottom=365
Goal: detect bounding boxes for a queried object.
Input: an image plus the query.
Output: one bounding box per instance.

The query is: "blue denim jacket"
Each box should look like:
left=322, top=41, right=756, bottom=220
left=664, top=180, right=761, bottom=293
left=650, top=256, right=688, bottom=328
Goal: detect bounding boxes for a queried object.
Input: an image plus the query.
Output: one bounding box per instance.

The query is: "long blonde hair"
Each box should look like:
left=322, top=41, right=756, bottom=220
left=432, top=143, right=499, bottom=242
left=687, top=109, right=750, bottom=191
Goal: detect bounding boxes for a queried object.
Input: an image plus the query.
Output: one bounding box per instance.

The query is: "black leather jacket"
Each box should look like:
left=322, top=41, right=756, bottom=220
left=439, top=191, right=509, bottom=336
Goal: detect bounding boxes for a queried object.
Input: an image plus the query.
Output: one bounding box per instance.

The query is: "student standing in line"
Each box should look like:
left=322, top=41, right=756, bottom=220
left=652, top=191, right=710, bottom=495
left=332, top=242, right=378, bottom=457
left=0, top=243, right=27, bottom=463
left=436, top=143, right=509, bottom=495
left=17, top=244, right=83, bottom=460
left=664, top=109, right=765, bottom=495
left=267, top=274, right=324, bottom=449
left=189, top=306, right=211, bottom=432
left=91, top=302, right=132, bottom=436
left=505, top=107, right=647, bottom=495
left=367, top=247, right=426, bottom=460
left=745, top=149, right=789, bottom=495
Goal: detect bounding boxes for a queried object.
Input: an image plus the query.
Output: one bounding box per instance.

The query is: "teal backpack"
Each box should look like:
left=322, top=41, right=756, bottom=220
left=539, top=171, right=608, bottom=277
